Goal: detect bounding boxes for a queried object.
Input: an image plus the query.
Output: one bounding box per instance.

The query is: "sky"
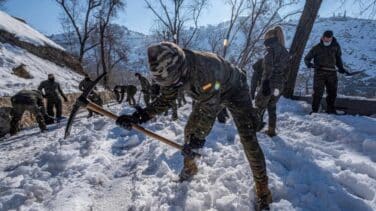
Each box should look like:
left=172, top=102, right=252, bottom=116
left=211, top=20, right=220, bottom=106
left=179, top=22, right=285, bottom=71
left=1, top=0, right=372, bottom=35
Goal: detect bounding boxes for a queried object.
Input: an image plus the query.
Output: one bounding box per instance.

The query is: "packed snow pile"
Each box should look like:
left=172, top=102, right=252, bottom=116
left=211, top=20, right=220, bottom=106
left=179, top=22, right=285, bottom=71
left=0, top=11, right=82, bottom=97
left=0, top=11, right=63, bottom=50
left=0, top=99, right=375, bottom=210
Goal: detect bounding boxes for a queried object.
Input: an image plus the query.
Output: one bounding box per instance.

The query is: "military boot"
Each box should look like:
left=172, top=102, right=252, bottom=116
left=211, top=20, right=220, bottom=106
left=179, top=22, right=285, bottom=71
left=254, top=181, right=272, bottom=211
left=179, top=157, right=198, bottom=182
left=266, top=127, right=276, bottom=137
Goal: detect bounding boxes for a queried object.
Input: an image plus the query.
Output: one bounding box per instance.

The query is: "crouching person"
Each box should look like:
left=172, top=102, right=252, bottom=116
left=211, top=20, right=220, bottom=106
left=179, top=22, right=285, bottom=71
left=10, top=90, right=53, bottom=135
left=115, top=42, right=272, bottom=210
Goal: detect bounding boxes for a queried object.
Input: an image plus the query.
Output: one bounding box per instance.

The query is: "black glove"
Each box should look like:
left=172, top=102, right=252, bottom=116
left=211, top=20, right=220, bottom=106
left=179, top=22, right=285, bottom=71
left=116, top=106, right=151, bottom=130
left=182, top=135, right=205, bottom=158
left=116, top=115, right=137, bottom=130
left=307, top=63, right=314, bottom=68
left=261, top=80, right=271, bottom=96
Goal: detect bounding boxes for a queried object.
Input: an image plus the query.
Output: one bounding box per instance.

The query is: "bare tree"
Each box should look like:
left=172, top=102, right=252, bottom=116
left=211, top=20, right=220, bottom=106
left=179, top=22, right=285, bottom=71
left=222, top=0, right=246, bottom=58
left=55, top=0, right=101, bottom=63
left=284, top=0, right=322, bottom=98
left=96, top=0, right=125, bottom=87
left=234, top=0, right=300, bottom=69
left=144, top=0, right=209, bottom=47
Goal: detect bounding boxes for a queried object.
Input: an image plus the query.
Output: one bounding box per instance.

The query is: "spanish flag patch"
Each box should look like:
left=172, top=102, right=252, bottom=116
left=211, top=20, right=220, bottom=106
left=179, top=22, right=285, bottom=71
left=202, top=83, right=212, bottom=91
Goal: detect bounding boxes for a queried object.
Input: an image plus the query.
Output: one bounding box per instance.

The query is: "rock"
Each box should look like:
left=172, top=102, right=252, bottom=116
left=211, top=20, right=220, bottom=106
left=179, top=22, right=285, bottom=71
left=12, top=64, right=33, bottom=79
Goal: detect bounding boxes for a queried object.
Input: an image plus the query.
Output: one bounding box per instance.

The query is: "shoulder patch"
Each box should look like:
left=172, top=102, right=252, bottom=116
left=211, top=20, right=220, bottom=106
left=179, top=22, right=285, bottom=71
left=202, top=83, right=212, bottom=91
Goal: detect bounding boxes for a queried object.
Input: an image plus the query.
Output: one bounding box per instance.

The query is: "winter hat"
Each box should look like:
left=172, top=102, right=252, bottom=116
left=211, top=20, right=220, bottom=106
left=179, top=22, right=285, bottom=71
left=264, top=26, right=285, bottom=47
left=323, top=30, right=333, bottom=38
left=147, top=42, right=186, bottom=86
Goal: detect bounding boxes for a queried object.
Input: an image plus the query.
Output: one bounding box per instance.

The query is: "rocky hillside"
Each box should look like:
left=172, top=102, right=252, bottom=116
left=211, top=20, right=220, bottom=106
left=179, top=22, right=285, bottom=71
left=0, top=10, right=84, bottom=97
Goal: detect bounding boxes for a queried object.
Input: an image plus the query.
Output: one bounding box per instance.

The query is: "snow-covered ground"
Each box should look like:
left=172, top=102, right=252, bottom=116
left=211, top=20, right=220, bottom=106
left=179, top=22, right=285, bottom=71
left=0, top=43, right=82, bottom=97
left=0, top=10, right=82, bottom=97
left=0, top=11, right=63, bottom=50
left=0, top=99, right=375, bottom=210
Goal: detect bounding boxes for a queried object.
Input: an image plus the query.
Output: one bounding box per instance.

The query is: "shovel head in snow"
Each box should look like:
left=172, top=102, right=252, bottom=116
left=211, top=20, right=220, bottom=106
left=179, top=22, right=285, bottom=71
left=64, top=72, right=107, bottom=139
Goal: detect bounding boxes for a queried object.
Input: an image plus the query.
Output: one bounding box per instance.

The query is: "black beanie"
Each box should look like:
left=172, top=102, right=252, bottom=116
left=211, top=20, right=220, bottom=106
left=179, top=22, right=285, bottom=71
left=323, top=30, right=333, bottom=38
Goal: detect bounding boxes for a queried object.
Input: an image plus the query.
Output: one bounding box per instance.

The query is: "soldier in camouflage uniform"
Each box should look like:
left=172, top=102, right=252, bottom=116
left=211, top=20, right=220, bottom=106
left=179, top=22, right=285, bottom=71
left=135, top=73, right=151, bottom=106
left=116, top=42, right=272, bottom=210
left=113, top=85, right=137, bottom=105
left=254, top=26, right=290, bottom=137
left=9, top=90, right=53, bottom=135
left=79, top=74, right=104, bottom=117
left=304, top=30, right=347, bottom=114
left=38, top=74, right=68, bottom=122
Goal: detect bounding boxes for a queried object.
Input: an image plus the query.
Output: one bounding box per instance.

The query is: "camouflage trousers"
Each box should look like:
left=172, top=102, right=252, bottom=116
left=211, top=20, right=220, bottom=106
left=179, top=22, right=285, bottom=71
left=185, top=86, right=269, bottom=193
left=10, top=103, right=46, bottom=134
left=255, top=93, right=281, bottom=129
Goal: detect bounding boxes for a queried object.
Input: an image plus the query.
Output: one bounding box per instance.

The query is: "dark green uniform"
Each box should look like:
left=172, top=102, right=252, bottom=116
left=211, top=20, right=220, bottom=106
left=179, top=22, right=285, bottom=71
left=10, top=90, right=49, bottom=135
left=144, top=48, right=269, bottom=197
left=38, top=79, right=67, bottom=119
left=137, top=75, right=151, bottom=106
left=304, top=37, right=345, bottom=113
left=79, top=77, right=104, bottom=117
left=254, top=37, right=289, bottom=133
left=113, top=85, right=137, bottom=105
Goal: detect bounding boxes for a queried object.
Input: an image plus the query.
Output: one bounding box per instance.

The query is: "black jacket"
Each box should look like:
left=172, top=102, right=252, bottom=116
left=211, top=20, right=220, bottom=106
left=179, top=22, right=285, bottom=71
left=304, top=37, right=344, bottom=71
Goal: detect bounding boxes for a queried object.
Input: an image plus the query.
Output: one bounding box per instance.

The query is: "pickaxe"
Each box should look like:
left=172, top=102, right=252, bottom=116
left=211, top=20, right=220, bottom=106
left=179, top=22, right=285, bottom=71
left=64, top=73, right=200, bottom=156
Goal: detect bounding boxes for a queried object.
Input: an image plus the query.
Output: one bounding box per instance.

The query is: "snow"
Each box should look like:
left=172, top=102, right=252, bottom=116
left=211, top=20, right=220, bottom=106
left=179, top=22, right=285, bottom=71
left=0, top=10, right=64, bottom=50
left=0, top=43, right=82, bottom=96
left=0, top=98, right=375, bottom=210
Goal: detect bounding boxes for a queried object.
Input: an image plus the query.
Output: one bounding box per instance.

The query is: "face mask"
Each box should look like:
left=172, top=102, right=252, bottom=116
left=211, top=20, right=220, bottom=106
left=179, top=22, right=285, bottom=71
left=48, top=77, right=55, bottom=82
left=323, top=41, right=332, bottom=46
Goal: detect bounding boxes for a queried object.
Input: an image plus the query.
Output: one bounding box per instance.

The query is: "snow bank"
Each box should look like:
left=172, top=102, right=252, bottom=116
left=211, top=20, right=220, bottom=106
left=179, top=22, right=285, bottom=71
left=0, top=43, right=81, bottom=96
left=0, top=99, right=375, bottom=210
left=0, top=10, right=64, bottom=50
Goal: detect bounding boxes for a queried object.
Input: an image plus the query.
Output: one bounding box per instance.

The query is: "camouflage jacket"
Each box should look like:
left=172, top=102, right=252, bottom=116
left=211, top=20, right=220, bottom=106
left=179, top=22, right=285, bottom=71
left=38, top=80, right=66, bottom=99
left=304, top=37, right=344, bottom=71
left=144, top=49, right=248, bottom=118
left=11, top=90, right=43, bottom=105
left=262, top=37, right=290, bottom=90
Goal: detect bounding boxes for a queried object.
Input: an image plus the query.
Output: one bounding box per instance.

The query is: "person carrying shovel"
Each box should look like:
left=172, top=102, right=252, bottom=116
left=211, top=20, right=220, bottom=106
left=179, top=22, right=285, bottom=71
left=115, top=42, right=272, bottom=210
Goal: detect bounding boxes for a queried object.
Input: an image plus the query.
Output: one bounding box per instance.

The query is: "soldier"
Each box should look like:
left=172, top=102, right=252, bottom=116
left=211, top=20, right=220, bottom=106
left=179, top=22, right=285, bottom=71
left=79, top=74, right=104, bottom=117
left=135, top=73, right=151, bottom=106
left=9, top=90, right=53, bottom=135
left=254, top=26, right=290, bottom=137
left=38, top=74, right=68, bottom=122
left=116, top=42, right=271, bottom=210
left=113, top=85, right=137, bottom=105
left=304, top=30, right=347, bottom=114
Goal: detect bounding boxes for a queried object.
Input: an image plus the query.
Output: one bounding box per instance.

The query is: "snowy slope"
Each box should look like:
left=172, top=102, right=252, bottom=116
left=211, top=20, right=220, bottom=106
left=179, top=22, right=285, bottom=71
left=0, top=11, right=63, bottom=50
left=0, top=99, right=375, bottom=210
left=0, top=11, right=82, bottom=97
left=0, top=43, right=82, bottom=96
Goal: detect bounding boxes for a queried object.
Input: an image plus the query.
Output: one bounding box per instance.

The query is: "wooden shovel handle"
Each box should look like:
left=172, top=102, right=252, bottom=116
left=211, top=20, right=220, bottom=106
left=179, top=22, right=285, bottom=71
left=86, top=102, right=185, bottom=151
